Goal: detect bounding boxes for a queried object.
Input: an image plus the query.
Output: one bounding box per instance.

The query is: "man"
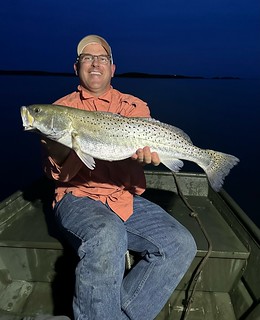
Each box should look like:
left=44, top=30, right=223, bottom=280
left=41, top=35, right=197, bottom=320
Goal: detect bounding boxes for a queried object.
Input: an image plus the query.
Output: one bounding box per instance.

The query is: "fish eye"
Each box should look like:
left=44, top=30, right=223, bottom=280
left=34, top=107, right=41, bottom=113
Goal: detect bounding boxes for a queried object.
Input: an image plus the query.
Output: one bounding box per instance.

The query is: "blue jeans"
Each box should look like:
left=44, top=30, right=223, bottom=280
left=54, top=193, right=197, bottom=320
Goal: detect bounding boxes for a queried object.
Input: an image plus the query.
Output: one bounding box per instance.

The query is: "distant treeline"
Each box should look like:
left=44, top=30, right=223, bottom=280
left=0, top=70, right=240, bottom=80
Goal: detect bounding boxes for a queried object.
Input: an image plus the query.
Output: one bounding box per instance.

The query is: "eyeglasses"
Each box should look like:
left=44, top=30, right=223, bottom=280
left=78, top=54, right=111, bottom=65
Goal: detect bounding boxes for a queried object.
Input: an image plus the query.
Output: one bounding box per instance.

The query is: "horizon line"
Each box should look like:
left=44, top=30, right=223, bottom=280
left=0, top=69, right=244, bottom=80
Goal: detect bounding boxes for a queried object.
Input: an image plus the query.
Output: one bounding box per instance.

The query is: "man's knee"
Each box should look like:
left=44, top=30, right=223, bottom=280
left=166, top=224, right=197, bottom=262
left=80, top=214, right=127, bottom=257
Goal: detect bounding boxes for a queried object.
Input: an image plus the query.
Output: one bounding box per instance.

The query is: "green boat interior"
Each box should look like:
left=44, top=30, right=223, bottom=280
left=0, top=171, right=259, bottom=320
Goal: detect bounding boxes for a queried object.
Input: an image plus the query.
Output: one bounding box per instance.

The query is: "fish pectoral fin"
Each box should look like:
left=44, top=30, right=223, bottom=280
left=77, top=152, right=96, bottom=170
left=161, top=158, right=184, bottom=172
left=71, top=131, right=96, bottom=170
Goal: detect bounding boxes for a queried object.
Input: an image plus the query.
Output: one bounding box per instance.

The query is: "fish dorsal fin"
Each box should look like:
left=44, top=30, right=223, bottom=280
left=143, top=118, right=192, bottom=143
left=160, top=158, right=184, bottom=172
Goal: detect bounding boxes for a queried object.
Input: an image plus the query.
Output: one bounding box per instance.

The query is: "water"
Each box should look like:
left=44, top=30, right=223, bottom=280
left=0, top=75, right=259, bottom=226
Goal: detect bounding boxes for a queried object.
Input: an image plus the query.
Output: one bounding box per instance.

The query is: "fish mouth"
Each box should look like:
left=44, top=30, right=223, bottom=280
left=20, top=106, right=35, bottom=131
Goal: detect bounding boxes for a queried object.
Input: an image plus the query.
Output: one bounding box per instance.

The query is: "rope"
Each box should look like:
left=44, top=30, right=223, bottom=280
left=171, top=172, right=213, bottom=320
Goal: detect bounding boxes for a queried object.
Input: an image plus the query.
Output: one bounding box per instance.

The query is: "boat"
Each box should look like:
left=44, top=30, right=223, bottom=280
left=0, top=170, right=259, bottom=320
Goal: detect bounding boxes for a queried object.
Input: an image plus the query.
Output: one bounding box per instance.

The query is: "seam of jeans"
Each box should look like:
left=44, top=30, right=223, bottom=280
left=125, top=226, right=165, bottom=259
left=122, top=260, right=156, bottom=311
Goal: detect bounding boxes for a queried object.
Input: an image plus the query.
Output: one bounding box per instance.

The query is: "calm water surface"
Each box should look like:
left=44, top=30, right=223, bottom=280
left=0, top=75, right=259, bottom=226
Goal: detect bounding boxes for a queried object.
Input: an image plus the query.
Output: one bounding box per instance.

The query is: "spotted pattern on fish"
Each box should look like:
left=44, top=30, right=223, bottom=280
left=20, top=104, right=239, bottom=191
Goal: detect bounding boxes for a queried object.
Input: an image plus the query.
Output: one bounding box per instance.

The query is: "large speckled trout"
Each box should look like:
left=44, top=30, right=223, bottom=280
left=20, top=104, right=239, bottom=191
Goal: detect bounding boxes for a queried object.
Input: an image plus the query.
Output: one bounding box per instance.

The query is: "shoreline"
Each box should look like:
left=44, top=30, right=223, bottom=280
left=0, top=69, right=240, bottom=80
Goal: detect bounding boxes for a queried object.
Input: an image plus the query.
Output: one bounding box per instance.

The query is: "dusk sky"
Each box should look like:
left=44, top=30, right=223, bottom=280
left=1, top=0, right=260, bottom=78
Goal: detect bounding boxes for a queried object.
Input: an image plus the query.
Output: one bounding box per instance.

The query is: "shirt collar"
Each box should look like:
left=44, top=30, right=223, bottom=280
left=78, top=85, right=113, bottom=102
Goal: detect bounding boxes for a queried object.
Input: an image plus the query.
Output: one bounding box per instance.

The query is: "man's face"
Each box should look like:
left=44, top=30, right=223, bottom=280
left=75, top=43, right=116, bottom=96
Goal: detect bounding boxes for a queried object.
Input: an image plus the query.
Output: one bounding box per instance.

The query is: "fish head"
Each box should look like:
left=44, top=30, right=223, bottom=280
left=21, top=106, right=37, bottom=131
left=20, top=104, right=72, bottom=141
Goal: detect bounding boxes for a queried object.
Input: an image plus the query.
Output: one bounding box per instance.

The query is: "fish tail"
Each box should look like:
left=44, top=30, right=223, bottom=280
left=200, top=150, right=239, bottom=191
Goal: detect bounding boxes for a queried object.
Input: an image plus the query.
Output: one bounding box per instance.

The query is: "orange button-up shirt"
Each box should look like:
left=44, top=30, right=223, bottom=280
left=43, top=85, right=151, bottom=221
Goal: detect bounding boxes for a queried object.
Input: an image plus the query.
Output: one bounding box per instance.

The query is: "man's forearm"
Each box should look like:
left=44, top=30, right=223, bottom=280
left=41, top=137, right=71, bottom=166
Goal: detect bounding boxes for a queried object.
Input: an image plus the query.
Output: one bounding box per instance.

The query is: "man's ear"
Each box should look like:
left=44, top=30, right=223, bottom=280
left=111, top=64, right=116, bottom=77
left=74, top=62, right=79, bottom=76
